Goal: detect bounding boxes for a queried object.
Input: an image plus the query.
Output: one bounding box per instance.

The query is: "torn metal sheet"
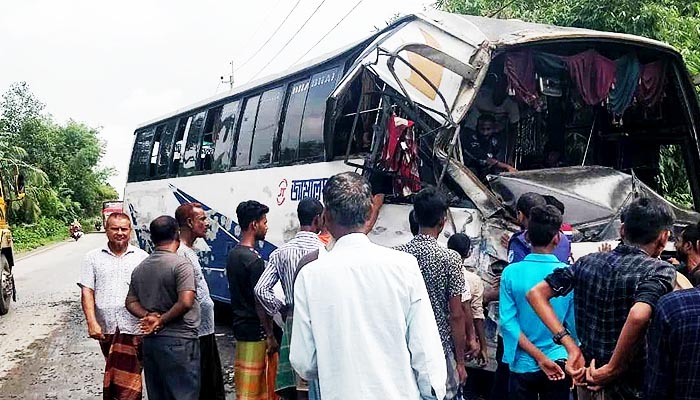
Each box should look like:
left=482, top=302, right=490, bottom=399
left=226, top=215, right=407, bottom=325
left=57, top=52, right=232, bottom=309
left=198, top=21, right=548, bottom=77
left=488, top=166, right=700, bottom=240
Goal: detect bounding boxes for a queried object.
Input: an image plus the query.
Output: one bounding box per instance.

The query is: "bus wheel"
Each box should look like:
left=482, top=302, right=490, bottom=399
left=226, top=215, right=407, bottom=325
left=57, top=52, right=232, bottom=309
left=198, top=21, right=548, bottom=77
left=0, top=255, right=12, bottom=315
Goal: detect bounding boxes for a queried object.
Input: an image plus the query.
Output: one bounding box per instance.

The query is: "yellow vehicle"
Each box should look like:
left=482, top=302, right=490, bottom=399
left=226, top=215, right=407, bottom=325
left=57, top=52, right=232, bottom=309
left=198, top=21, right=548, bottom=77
left=0, top=172, right=25, bottom=315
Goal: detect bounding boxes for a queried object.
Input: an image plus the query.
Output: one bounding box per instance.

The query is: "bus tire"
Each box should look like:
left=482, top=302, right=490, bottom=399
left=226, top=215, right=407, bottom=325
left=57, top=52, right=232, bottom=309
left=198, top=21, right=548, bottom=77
left=0, top=254, right=11, bottom=315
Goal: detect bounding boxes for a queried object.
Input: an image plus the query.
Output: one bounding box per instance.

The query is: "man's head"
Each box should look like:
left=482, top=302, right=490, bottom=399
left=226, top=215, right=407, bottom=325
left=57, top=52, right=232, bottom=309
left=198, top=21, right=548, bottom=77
left=447, top=233, right=471, bottom=260
left=322, top=172, right=373, bottom=236
left=298, top=197, right=324, bottom=233
left=527, top=205, right=563, bottom=249
left=105, top=212, right=132, bottom=249
left=476, top=114, right=497, bottom=139
left=516, top=192, right=547, bottom=228
left=620, top=197, right=675, bottom=257
left=408, top=209, right=419, bottom=236
left=175, top=202, right=209, bottom=239
left=150, top=216, right=180, bottom=247
left=675, top=224, right=700, bottom=263
left=413, top=186, right=448, bottom=233
left=543, top=195, right=565, bottom=216
left=236, top=200, right=269, bottom=240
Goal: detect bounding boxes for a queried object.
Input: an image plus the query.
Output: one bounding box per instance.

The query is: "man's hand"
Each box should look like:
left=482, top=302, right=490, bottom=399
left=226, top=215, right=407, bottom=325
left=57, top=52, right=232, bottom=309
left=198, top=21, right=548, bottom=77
left=585, top=358, right=619, bottom=389
left=598, top=243, right=613, bottom=253
left=565, top=346, right=586, bottom=384
left=504, top=165, right=518, bottom=173
left=456, top=362, right=467, bottom=385
left=500, top=233, right=511, bottom=249
left=139, top=315, right=162, bottom=335
left=466, top=338, right=480, bottom=358
left=538, top=358, right=566, bottom=381
left=87, top=321, right=105, bottom=340
left=475, top=347, right=488, bottom=368
left=266, top=335, right=279, bottom=354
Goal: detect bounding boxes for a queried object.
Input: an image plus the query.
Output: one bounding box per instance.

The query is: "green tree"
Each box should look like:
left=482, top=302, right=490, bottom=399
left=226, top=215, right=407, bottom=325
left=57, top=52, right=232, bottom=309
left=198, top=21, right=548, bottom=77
left=0, top=83, right=118, bottom=224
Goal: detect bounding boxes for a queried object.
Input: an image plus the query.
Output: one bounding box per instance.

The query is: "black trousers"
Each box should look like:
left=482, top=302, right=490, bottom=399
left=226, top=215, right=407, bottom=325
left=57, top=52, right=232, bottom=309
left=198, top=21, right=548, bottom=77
left=490, top=335, right=510, bottom=400
left=508, top=361, right=572, bottom=400
left=143, top=335, right=200, bottom=400
left=199, top=334, right=226, bottom=400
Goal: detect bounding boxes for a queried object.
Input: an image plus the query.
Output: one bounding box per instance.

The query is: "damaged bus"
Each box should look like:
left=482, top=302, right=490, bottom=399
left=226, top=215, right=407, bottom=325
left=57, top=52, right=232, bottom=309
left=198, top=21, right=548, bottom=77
left=124, top=11, right=700, bottom=329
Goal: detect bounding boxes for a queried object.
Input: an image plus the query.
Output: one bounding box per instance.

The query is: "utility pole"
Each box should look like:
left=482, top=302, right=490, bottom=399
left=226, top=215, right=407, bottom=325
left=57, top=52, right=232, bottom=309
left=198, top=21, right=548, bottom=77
left=220, top=60, right=234, bottom=90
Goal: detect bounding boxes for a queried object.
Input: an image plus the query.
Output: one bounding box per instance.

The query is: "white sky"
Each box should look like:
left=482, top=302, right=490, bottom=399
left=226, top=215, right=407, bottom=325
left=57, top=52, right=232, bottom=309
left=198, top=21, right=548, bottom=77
left=0, top=0, right=434, bottom=196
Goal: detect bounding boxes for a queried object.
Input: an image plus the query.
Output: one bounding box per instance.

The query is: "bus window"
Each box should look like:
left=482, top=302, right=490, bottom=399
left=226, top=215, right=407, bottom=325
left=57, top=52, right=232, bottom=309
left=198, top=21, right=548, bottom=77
left=128, top=127, right=155, bottom=182
left=148, top=124, right=165, bottom=177
left=234, top=95, right=260, bottom=167
left=155, top=120, right=177, bottom=177
left=212, top=100, right=241, bottom=171
left=200, top=106, right=223, bottom=171
left=250, top=87, right=283, bottom=166
left=278, top=79, right=310, bottom=163
left=299, top=67, right=340, bottom=160
left=171, top=116, right=192, bottom=176
left=180, top=111, right=206, bottom=176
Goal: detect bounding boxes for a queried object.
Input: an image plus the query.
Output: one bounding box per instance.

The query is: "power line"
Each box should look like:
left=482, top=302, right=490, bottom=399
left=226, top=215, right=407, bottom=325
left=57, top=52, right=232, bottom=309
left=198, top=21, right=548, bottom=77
left=235, top=0, right=304, bottom=72
left=250, top=0, right=329, bottom=80
left=291, top=0, right=366, bottom=66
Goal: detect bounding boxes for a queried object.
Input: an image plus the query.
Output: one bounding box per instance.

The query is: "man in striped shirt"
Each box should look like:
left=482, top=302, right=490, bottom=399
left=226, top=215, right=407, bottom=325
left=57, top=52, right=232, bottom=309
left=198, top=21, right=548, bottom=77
left=255, top=197, right=324, bottom=399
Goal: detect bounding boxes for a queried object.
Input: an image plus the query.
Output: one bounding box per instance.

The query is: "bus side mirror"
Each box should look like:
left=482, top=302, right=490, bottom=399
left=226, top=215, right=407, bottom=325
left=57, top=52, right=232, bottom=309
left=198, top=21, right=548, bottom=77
left=15, top=174, right=25, bottom=200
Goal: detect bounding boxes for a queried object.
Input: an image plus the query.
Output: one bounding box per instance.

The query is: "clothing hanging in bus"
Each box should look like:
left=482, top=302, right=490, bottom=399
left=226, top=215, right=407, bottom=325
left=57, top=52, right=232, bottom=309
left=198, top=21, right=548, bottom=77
left=381, top=114, right=421, bottom=196
left=504, top=49, right=666, bottom=115
left=638, top=60, right=667, bottom=108
left=609, top=54, right=641, bottom=115
left=566, top=49, right=617, bottom=106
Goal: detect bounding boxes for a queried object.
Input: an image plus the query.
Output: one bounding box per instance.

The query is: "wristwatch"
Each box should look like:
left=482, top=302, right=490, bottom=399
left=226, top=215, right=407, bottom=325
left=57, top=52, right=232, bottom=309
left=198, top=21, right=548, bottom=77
left=552, top=328, right=571, bottom=345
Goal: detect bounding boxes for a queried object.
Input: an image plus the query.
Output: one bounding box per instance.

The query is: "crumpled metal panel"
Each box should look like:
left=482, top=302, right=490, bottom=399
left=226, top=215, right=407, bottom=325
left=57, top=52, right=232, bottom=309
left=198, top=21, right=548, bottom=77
left=488, top=166, right=700, bottom=239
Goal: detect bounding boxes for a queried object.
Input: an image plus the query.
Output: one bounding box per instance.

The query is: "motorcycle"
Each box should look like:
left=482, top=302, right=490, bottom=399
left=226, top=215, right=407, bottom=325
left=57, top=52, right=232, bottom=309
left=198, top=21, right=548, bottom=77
left=70, top=225, right=83, bottom=241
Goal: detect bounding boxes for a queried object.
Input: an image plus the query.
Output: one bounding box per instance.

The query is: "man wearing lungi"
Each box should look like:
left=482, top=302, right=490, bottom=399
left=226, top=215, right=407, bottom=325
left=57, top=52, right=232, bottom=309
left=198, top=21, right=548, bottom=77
left=176, top=202, right=225, bottom=400
left=255, top=197, right=324, bottom=399
left=126, top=216, right=201, bottom=400
left=227, top=200, right=279, bottom=400
left=78, top=212, right=148, bottom=400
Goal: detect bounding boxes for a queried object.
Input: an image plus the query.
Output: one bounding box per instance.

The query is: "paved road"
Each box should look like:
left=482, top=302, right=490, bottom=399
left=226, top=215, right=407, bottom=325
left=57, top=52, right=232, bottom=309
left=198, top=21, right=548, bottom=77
left=0, top=234, right=237, bottom=399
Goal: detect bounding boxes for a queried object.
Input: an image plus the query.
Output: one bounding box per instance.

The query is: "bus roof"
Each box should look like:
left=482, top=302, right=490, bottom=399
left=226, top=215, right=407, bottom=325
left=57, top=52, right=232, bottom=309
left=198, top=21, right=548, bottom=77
left=135, top=10, right=678, bottom=130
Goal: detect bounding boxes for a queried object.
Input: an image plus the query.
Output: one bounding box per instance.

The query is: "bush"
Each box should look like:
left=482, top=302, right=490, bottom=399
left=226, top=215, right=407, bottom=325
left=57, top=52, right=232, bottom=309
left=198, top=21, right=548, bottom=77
left=12, top=217, right=68, bottom=252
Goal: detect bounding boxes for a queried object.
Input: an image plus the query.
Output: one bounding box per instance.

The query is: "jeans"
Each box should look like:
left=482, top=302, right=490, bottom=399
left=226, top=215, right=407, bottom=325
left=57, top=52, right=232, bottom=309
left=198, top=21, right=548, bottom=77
left=143, top=335, right=200, bottom=400
left=508, top=361, right=571, bottom=400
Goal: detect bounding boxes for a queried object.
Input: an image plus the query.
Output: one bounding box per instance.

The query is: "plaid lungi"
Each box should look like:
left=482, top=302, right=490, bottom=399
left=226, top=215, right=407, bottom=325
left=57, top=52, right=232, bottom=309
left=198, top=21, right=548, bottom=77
left=235, top=340, right=280, bottom=400
left=275, top=316, right=297, bottom=396
left=101, top=331, right=143, bottom=400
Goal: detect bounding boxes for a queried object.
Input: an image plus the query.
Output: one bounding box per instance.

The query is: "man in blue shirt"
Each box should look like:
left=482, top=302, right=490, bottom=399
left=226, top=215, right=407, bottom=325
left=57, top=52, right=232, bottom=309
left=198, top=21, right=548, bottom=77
left=500, top=205, right=576, bottom=400
left=508, top=192, right=571, bottom=264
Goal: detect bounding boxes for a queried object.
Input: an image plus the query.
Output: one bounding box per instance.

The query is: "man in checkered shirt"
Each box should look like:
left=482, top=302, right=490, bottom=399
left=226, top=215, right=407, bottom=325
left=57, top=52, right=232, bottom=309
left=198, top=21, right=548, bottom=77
left=527, top=197, right=676, bottom=400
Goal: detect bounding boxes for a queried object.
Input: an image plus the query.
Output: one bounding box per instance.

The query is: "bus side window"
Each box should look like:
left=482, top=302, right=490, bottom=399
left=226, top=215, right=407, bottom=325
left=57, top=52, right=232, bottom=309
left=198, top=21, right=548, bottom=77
left=213, top=100, right=241, bottom=171
left=180, top=111, right=206, bottom=176
left=250, top=87, right=284, bottom=166
left=149, top=124, right=165, bottom=178
left=299, top=67, right=340, bottom=160
left=171, top=116, right=192, bottom=176
left=234, top=95, right=261, bottom=167
left=127, top=127, right=155, bottom=182
left=278, top=78, right=310, bottom=163
left=156, top=120, right=177, bottom=177
left=199, top=106, right=223, bottom=171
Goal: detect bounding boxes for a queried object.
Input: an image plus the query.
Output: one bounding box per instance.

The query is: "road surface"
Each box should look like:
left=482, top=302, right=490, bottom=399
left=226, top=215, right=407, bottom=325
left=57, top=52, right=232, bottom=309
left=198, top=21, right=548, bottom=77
left=0, top=234, right=237, bottom=399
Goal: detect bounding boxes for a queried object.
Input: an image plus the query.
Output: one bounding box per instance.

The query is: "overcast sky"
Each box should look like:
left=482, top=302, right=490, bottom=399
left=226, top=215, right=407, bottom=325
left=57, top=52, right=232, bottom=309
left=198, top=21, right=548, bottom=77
left=0, top=0, right=434, bottom=195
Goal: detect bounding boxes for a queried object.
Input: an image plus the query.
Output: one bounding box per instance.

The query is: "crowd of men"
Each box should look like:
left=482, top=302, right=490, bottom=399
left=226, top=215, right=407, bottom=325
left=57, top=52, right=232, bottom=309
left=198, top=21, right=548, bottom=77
left=78, top=171, right=700, bottom=400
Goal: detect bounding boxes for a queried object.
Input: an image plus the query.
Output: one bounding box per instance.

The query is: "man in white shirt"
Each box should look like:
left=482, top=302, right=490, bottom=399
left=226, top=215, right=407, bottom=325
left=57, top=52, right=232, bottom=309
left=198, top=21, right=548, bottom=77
left=78, top=212, right=148, bottom=400
left=290, top=172, right=447, bottom=400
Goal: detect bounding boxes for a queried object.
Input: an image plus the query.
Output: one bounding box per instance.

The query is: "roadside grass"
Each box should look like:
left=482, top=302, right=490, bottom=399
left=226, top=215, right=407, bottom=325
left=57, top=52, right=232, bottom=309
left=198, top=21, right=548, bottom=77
left=13, top=217, right=68, bottom=253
